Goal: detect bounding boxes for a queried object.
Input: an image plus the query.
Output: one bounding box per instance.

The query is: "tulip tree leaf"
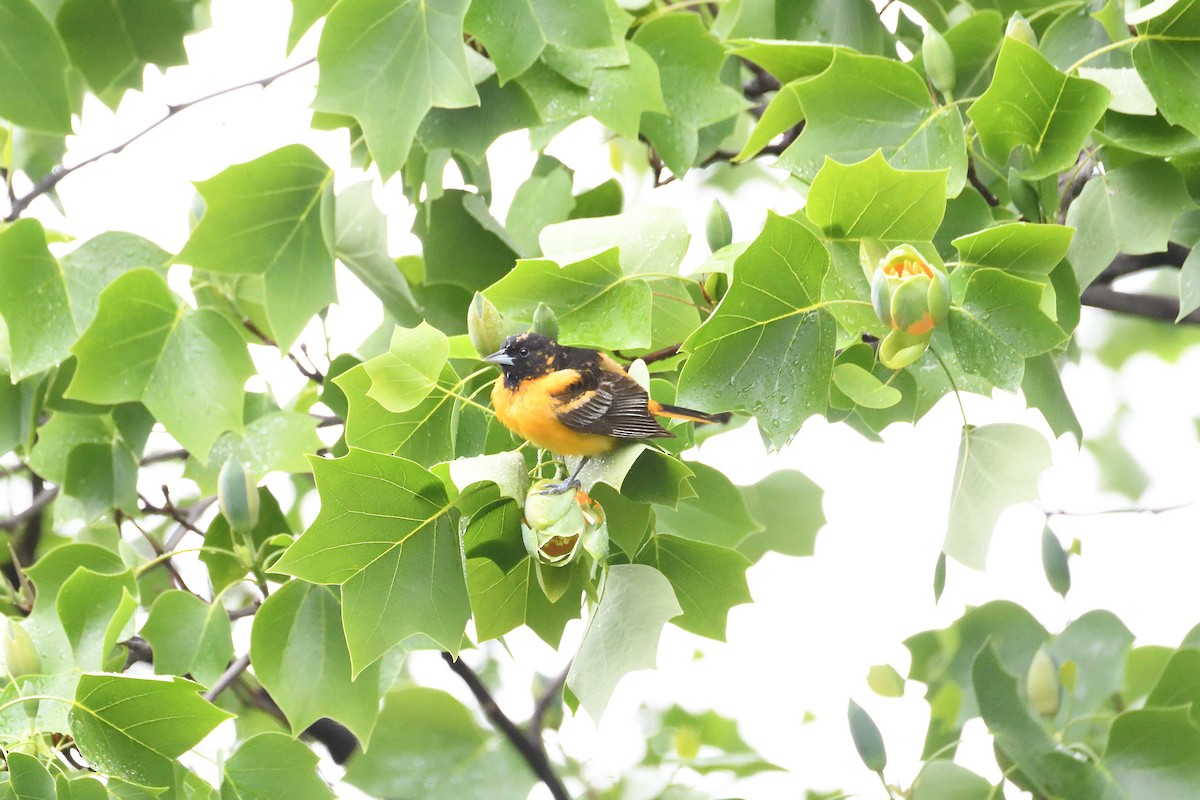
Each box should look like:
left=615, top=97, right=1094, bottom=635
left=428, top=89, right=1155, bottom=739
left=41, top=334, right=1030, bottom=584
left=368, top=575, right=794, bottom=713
left=467, top=556, right=582, bottom=647
left=632, top=14, right=749, bottom=175
left=177, top=145, right=336, bottom=349
left=968, top=38, right=1110, bottom=180
left=57, top=0, right=195, bottom=106
left=1101, top=707, right=1200, bottom=797
left=5, top=753, right=55, bottom=800
left=183, top=411, right=323, bottom=492
left=334, top=181, right=422, bottom=325
left=566, top=564, right=682, bottom=721
left=738, top=469, right=825, bottom=560
left=952, top=223, right=1074, bottom=278
left=1065, top=160, right=1196, bottom=289
left=139, top=591, right=233, bottom=688
left=1133, top=0, right=1200, bottom=137
left=272, top=449, right=470, bottom=673
left=944, top=423, right=1052, bottom=570
left=539, top=206, right=689, bottom=277
left=635, top=534, right=752, bottom=641
left=949, top=269, right=1068, bottom=390
left=678, top=212, right=835, bottom=449
left=69, top=674, right=233, bottom=788
left=57, top=567, right=137, bottom=670
left=65, top=269, right=254, bottom=461
left=249, top=579, right=382, bottom=745
left=0, top=220, right=77, bottom=381
left=0, top=0, right=72, bottom=133
left=910, top=761, right=992, bottom=800
left=314, top=0, right=479, bottom=177
left=807, top=151, right=948, bottom=242
left=344, top=687, right=535, bottom=800
left=363, top=323, right=450, bottom=413
left=221, top=732, right=335, bottom=800
left=484, top=248, right=653, bottom=349
left=464, top=0, right=614, bottom=83
left=773, top=51, right=967, bottom=195
left=336, top=364, right=457, bottom=465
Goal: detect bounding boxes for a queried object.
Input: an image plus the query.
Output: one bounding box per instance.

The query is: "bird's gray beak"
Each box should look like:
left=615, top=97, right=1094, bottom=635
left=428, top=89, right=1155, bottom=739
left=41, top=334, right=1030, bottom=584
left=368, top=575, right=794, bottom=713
left=483, top=350, right=514, bottom=366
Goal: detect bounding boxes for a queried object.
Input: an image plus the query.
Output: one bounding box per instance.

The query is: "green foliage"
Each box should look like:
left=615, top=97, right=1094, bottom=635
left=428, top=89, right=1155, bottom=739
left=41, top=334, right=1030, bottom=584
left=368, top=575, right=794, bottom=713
left=0, top=0, right=1197, bottom=797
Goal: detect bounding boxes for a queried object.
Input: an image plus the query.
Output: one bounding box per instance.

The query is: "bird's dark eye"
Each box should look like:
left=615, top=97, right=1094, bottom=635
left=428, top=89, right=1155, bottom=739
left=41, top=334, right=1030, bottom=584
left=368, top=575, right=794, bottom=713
left=519, top=347, right=529, bottom=357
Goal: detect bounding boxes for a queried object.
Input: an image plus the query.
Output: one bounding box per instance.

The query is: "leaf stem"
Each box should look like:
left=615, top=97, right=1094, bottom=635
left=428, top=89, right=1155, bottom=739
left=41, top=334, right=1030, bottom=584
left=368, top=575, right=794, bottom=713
left=1067, top=37, right=1139, bottom=73
left=929, top=345, right=969, bottom=428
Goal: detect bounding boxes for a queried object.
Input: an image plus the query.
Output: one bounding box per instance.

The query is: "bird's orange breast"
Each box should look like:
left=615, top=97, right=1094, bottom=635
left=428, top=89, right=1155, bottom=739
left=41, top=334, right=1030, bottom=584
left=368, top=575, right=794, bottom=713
left=491, top=372, right=615, bottom=456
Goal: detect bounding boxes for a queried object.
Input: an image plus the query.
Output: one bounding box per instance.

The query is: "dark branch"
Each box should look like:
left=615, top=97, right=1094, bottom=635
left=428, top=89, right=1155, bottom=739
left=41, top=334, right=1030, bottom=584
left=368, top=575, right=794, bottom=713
left=614, top=343, right=682, bottom=365
left=528, top=662, right=572, bottom=740
left=967, top=160, right=1000, bottom=207
left=0, top=484, right=58, bottom=533
left=1093, top=244, right=1190, bottom=284
left=441, top=652, right=571, bottom=800
left=4, top=58, right=317, bottom=221
left=203, top=652, right=252, bottom=703
left=1080, top=284, right=1200, bottom=325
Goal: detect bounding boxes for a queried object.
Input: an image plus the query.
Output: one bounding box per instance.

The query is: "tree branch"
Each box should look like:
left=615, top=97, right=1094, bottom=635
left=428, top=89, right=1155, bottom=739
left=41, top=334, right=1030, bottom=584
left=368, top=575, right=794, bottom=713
left=4, top=57, right=317, bottom=221
left=441, top=652, right=571, bottom=800
left=0, top=485, right=59, bottom=533
left=1093, top=244, right=1190, bottom=284
left=203, top=652, right=252, bottom=703
left=528, top=661, right=572, bottom=740
left=1080, top=284, right=1200, bottom=325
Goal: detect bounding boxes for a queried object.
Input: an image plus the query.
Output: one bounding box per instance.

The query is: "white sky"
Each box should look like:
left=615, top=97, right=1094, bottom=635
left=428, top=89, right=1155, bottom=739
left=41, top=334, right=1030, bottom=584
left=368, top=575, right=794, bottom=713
left=19, top=1, right=1200, bottom=797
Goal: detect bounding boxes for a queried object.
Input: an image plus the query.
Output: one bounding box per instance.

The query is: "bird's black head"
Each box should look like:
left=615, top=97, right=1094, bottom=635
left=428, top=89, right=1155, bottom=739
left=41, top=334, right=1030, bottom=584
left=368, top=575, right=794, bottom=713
left=483, top=332, right=561, bottom=387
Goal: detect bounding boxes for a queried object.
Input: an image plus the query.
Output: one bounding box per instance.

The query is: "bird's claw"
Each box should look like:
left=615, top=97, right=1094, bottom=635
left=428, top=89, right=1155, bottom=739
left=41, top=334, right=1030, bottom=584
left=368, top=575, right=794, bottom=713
left=536, top=477, right=580, bottom=495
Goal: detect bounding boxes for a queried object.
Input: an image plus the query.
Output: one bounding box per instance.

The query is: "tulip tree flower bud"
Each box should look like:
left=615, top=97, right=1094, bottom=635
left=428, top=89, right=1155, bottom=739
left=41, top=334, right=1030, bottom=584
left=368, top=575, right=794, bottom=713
left=522, top=480, right=608, bottom=568
left=922, top=27, right=956, bottom=94
left=218, top=458, right=259, bottom=534
left=1026, top=647, right=1061, bottom=718
left=467, top=292, right=505, bottom=358
left=2, top=618, right=41, bottom=719
left=871, top=245, right=951, bottom=369
left=1006, top=12, right=1038, bottom=47
left=532, top=303, right=559, bottom=341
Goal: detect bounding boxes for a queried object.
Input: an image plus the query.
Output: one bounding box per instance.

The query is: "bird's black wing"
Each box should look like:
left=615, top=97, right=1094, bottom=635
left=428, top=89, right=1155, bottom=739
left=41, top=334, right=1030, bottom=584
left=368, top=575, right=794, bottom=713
left=554, top=370, right=672, bottom=439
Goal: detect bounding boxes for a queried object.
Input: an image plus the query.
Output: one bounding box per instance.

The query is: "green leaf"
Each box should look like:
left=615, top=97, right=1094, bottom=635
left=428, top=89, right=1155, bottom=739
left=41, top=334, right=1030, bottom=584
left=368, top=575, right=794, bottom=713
left=70, top=674, right=233, bottom=788
left=202, top=486, right=291, bottom=594
left=1065, top=161, right=1196, bottom=289
left=363, top=323, right=449, bottom=413
left=968, top=37, right=1110, bottom=179
left=948, top=269, right=1067, bottom=390
left=0, top=0, right=72, bottom=132
left=567, top=564, right=681, bottom=721
left=65, top=269, right=254, bottom=461
left=334, top=181, right=421, bottom=325
left=832, top=363, right=902, bottom=409
left=678, top=212, right=835, bottom=449
left=972, top=645, right=1105, bottom=798
left=539, top=206, right=689, bottom=276
left=344, top=687, right=536, bottom=800
left=446, top=450, right=530, bottom=504
left=632, top=14, right=748, bottom=175
left=777, top=0, right=888, bottom=54
left=57, top=0, right=194, bottom=106
left=417, top=76, right=542, bottom=164
left=4, top=753, right=55, bottom=800
left=654, top=462, right=761, bottom=548
left=806, top=151, right=948, bottom=242
left=0, top=220, right=76, bottom=380
left=729, top=40, right=842, bottom=84
left=313, top=0, right=479, bottom=177
left=335, top=364, right=457, bottom=465
left=58, top=566, right=137, bottom=670
left=484, top=248, right=652, bottom=349
left=635, top=534, right=751, bottom=641
left=1023, top=353, right=1081, bottom=441
left=944, top=423, right=1051, bottom=570
left=953, top=222, right=1074, bottom=278
left=288, top=0, right=336, bottom=51
left=738, top=469, right=824, bottom=560
left=464, top=0, right=613, bottom=83
left=910, top=759, right=992, bottom=800
left=1133, top=0, right=1200, bottom=136
left=1078, top=67, right=1157, bottom=116
left=221, top=732, right=334, bottom=800
left=140, top=591, right=233, bottom=688
left=847, top=699, right=887, bottom=772
left=183, top=411, right=322, bottom=492
left=1103, top=707, right=1200, bottom=799
left=273, top=449, right=470, bottom=672
left=414, top=189, right=520, bottom=290
left=867, top=664, right=906, bottom=698
left=915, top=11, right=1003, bottom=101
left=467, top=556, right=581, bottom=647
left=772, top=51, right=967, bottom=195
left=249, top=580, right=382, bottom=744
left=1048, top=611, right=1133, bottom=728
left=505, top=156, right=576, bottom=255
left=177, top=145, right=335, bottom=348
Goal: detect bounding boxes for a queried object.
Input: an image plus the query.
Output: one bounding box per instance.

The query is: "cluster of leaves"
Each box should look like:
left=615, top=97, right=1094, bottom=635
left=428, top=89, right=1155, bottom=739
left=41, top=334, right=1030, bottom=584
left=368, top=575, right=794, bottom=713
left=2, top=0, right=1200, bottom=797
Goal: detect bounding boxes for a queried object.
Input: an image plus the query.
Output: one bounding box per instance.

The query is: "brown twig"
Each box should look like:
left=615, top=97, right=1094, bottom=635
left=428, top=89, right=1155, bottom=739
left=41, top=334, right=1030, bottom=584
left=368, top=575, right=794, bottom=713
left=203, top=652, right=252, bottom=702
left=614, top=343, right=683, bottom=365
left=1080, top=284, right=1200, bottom=325
left=441, top=652, right=571, bottom=800
left=967, top=160, right=1000, bottom=207
left=528, top=661, right=572, bottom=739
left=5, top=58, right=317, bottom=221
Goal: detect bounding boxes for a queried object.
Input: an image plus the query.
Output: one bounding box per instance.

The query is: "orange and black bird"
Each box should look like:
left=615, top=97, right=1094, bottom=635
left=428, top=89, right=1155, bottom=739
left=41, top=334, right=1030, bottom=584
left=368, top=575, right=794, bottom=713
left=484, top=332, right=731, bottom=493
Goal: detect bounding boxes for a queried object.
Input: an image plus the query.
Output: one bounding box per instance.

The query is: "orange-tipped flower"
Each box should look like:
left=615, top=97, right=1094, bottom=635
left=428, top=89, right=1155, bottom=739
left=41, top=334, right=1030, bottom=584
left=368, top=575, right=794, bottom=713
left=871, top=245, right=951, bottom=368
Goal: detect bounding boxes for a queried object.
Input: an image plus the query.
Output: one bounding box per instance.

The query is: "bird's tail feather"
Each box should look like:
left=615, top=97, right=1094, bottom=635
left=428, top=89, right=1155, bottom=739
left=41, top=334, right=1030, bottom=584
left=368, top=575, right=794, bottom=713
left=651, top=402, right=732, bottom=426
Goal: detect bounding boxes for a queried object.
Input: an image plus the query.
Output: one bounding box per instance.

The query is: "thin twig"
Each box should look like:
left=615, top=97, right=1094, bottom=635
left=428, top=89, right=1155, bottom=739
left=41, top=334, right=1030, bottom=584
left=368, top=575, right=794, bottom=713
left=967, top=160, right=1000, bottom=207
left=165, top=496, right=217, bottom=551
left=614, top=343, right=683, bottom=365
left=528, top=661, right=572, bottom=739
left=441, top=652, right=571, bottom=800
left=1039, top=500, right=1195, bottom=518
left=5, top=58, right=317, bottom=221
left=0, top=487, right=59, bottom=532
left=203, top=652, right=252, bottom=703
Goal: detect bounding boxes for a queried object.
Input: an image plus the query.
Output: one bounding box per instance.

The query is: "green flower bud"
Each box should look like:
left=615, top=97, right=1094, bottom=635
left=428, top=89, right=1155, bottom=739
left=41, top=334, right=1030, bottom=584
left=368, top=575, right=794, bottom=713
left=531, top=303, right=559, bottom=341
left=871, top=245, right=951, bottom=340
left=922, top=27, right=956, bottom=94
left=218, top=459, right=259, bottom=534
left=1026, top=648, right=1060, bottom=718
left=522, top=481, right=607, bottom=568
left=1006, top=12, right=1038, bottom=48
left=706, top=199, right=733, bottom=253
left=878, top=328, right=931, bottom=370
left=467, top=292, right=505, bottom=358
left=1, top=618, right=41, bottom=679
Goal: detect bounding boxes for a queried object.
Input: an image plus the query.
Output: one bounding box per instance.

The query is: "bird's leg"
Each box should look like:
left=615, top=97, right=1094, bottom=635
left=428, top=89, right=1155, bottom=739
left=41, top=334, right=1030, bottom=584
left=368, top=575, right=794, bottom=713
left=538, top=456, right=590, bottom=495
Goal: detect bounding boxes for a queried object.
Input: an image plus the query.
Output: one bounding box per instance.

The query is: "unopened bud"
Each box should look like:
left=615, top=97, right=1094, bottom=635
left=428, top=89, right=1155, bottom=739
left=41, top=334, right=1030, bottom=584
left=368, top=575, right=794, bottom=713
left=531, top=303, right=559, bottom=341
left=922, top=27, right=956, bottom=94
left=218, top=459, right=259, bottom=534
left=467, top=292, right=505, bottom=357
